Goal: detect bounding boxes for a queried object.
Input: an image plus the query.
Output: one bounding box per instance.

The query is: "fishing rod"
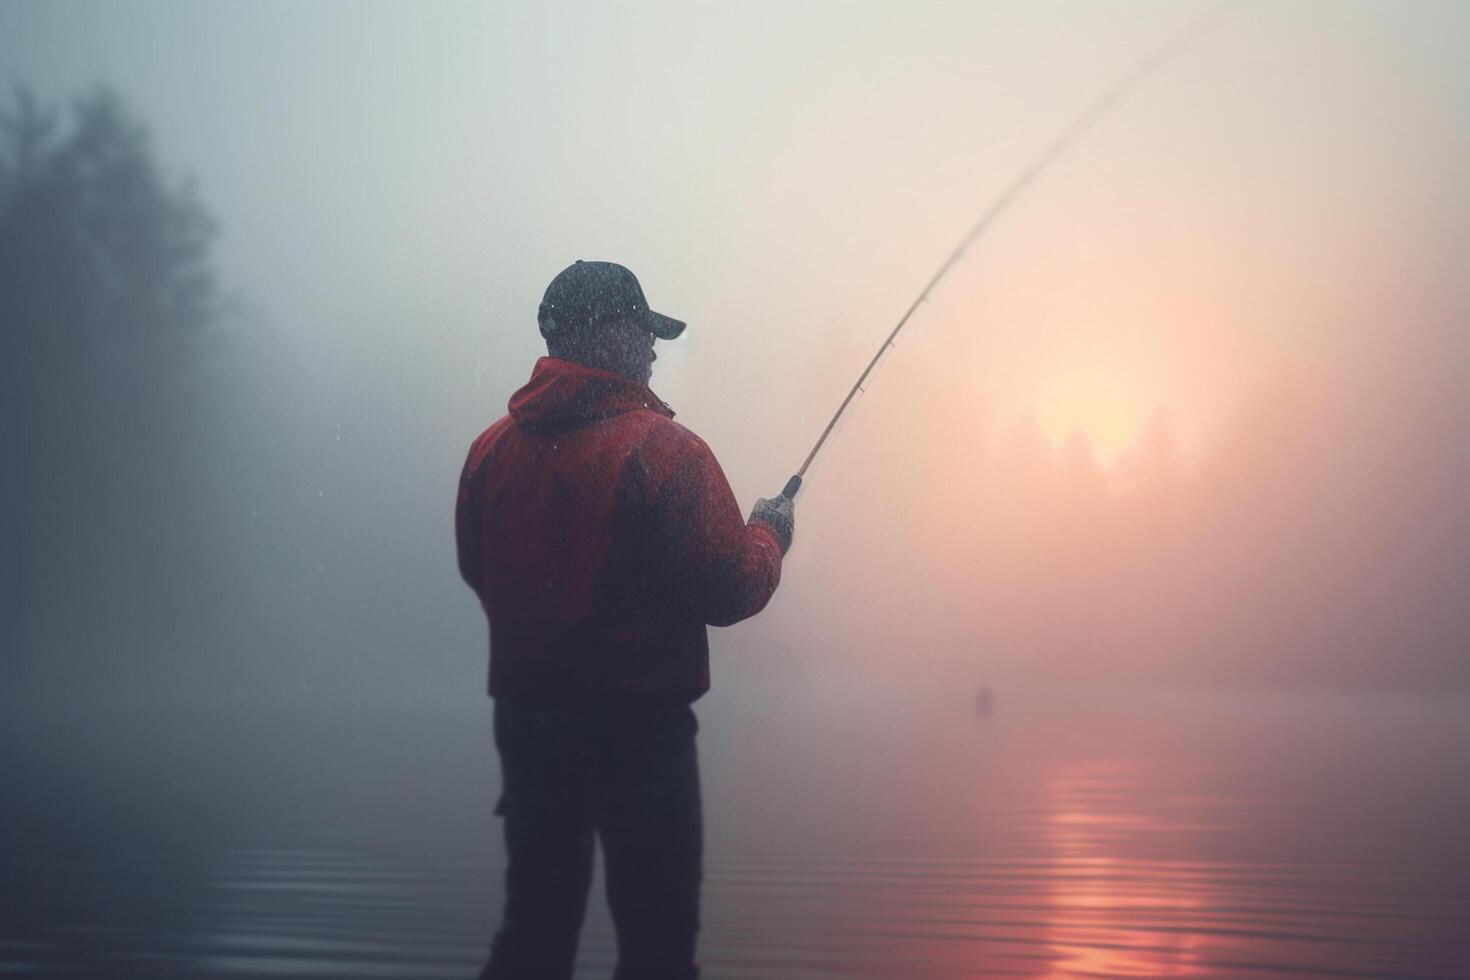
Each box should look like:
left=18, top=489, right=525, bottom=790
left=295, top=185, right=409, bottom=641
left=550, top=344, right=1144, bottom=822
left=778, top=1, right=1236, bottom=502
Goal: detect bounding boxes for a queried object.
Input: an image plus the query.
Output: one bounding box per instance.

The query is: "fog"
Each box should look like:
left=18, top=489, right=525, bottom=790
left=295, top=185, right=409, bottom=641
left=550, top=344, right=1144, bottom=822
left=5, top=3, right=1470, bottom=976
left=7, top=0, right=1468, bottom=710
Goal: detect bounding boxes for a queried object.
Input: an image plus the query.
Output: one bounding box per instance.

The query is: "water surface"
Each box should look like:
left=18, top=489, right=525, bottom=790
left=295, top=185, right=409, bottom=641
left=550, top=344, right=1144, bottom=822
left=3, top=688, right=1466, bottom=978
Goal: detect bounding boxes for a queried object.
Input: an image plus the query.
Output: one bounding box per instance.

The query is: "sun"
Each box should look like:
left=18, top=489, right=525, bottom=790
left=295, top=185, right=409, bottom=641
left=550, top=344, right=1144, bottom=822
left=1035, top=367, right=1146, bottom=466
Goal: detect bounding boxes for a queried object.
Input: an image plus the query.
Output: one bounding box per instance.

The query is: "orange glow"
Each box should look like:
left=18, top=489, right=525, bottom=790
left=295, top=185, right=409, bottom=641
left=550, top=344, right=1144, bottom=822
left=1034, top=366, right=1148, bottom=466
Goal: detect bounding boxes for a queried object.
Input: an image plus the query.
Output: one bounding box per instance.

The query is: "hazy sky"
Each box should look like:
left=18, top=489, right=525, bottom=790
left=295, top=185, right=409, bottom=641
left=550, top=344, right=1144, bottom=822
left=6, top=0, right=1469, bottom=696
left=4, top=1, right=1464, bottom=446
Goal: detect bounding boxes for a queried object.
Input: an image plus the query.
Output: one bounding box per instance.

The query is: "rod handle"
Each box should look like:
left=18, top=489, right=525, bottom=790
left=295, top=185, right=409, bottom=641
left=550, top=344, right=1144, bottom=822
left=781, top=474, right=802, bottom=499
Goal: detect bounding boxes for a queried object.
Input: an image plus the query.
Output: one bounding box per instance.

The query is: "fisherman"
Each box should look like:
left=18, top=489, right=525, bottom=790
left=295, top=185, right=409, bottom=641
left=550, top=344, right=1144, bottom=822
left=455, top=260, right=795, bottom=980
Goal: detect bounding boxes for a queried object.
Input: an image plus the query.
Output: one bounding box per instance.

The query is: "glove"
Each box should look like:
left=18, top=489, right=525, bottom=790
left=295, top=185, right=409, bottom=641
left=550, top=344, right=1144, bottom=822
left=749, top=492, right=795, bottom=556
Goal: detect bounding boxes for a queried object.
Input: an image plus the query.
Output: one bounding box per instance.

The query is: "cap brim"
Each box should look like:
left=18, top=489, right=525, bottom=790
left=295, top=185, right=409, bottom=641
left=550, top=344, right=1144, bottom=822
left=643, top=310, right=686, bottom=340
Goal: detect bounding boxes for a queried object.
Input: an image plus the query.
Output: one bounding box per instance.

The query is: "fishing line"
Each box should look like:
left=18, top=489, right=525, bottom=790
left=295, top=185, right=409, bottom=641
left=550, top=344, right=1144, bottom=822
left=779, top=1, right=1238, bottom=501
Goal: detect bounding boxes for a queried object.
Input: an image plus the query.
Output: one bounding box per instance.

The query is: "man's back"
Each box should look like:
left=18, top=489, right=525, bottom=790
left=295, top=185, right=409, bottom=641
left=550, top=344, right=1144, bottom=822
left=456, top=355, right=784, bottom=706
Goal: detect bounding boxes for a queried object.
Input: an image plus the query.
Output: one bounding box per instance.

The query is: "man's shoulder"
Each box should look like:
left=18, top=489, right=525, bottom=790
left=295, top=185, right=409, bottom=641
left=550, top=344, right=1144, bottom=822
left=464, top=415, right=515, bottom=464
left=633, top=412, right=710, bottom=459
left=463, top=409, right=709, bottom=471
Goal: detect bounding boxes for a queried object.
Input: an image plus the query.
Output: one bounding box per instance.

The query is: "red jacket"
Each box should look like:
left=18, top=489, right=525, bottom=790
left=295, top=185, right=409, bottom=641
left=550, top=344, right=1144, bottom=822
left=456, top=357, right=784, bottom=705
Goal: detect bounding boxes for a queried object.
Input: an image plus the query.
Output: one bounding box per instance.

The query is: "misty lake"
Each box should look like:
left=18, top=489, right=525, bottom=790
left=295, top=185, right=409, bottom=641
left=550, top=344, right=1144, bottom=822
left=3, top=684, right=1467, bottom=978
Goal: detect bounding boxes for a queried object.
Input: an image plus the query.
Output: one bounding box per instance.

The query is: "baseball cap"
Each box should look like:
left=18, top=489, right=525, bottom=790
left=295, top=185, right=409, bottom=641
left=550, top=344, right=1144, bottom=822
left=537, top=260, right=686, bottom=340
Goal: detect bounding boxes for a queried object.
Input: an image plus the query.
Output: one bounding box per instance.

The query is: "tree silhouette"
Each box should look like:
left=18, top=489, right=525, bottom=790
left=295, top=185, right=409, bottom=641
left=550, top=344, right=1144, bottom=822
left=0, top=85, right=216, bottom=679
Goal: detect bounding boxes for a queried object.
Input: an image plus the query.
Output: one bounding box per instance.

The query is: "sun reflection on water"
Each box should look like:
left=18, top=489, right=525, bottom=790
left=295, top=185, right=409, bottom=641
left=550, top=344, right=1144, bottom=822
left=1041, top=758, right=1206, bottom=977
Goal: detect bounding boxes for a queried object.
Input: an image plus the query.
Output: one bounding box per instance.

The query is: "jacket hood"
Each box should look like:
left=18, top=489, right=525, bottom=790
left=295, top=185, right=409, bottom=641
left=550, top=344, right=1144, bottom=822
left=509, top=357, right=675, bottom=434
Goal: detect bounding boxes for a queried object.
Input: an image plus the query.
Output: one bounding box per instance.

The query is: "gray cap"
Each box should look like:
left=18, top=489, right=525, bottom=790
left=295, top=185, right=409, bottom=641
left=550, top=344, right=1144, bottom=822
left=538, top=260, right=686, bottom=340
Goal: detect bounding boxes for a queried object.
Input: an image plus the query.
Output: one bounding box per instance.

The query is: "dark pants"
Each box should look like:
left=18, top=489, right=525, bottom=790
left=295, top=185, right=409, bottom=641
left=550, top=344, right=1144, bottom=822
left=479, top=699, right=702, bottom=980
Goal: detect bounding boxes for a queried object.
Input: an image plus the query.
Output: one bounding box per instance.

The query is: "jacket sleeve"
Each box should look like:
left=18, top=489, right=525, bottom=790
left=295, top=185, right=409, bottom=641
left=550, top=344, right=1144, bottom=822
left=659, top=436, right=784, bottom=627
left=455, top=449, right=485, bottom=601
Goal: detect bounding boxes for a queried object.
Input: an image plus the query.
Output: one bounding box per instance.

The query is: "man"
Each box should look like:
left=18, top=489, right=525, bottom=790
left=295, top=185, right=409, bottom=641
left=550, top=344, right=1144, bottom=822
left=455, top=260, right=795, bottom=980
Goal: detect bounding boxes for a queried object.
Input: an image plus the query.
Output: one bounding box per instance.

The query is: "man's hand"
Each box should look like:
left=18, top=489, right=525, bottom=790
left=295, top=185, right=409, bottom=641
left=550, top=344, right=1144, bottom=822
left=749, top=492, right=795, bottom=555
